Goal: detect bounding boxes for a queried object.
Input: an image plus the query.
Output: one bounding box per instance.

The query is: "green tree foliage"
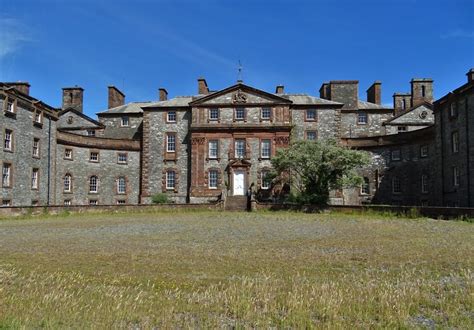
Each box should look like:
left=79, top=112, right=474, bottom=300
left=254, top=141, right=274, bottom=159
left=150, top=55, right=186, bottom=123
left=271, top=139, right=370, bottom=205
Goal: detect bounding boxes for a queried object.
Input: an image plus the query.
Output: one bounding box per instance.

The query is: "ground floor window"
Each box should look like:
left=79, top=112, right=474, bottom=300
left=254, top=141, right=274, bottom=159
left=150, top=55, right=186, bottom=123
left=361, top=177, right=370, bottom=194
left=209, top=170, right=218, bottom=189
left=166, top=170, right=176, bottom=190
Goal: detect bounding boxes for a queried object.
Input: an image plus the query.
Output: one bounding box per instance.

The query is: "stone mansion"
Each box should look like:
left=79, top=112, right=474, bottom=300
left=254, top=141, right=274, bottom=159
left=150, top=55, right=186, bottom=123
left=1, top=68, right=473, bottom=207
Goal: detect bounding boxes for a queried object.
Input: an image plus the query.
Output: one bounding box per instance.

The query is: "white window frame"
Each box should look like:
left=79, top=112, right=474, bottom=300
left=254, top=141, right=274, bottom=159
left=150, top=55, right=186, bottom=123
left=261, top=107, right=271, bottom=120
left=361, top=177, right=370, bottom=195
left=121, top=116, right=129, bottom=127
left=235, top=139, right=246, bottom=158
left=90, top=152, right=99, bottom=162
left=64, top=199, right=71, bottom=206
left=117, top=153, right=127, bottom=164
left=2, top=164, right=11, bottom=187
left=64, top=174, right=72, bottom=192
left=261, top=170, right=271, bottom=190
left=89, top=176, right=99, bottom=193
left=166, top=170, right=176, bottom=190
left=34, top=111, right=42, bottom=124
left=209, top=108, right=219, bottom=121
left=65, top=148, right=73, bottom=160
left=208, top=140, right=218, bottom=159
left=167, top=111, right=176, bottom=123
left=235, top=107, right=245, bottom=120
left=33, top=138, right=40, bottom=157
left=208, top=170, right=218, bottom=189
left=31, top=168, right=39, bottom=189
left=117, top=177, right=126, bottom=194
left=261, top=139, right=271, bottom=159
left=306, top=109, right=316, bottom=121
left=89, top=199, right=98, bottom=206
left=358, top=112, right=368, bottom=124
left=5, top=99, right=15, bottom=113
left=4, top=129, right=12, bottom=151
left=166, top=134, right=176, bottom=152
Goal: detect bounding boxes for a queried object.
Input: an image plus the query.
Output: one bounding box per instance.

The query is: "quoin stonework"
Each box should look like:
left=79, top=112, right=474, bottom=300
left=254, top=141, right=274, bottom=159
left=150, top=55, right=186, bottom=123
left=1, top=69, right=473, bottom=208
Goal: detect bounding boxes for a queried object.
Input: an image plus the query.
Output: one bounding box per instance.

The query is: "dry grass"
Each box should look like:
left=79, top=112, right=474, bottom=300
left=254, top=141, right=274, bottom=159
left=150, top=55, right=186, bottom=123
left=0, top=210, right=472, bottom=328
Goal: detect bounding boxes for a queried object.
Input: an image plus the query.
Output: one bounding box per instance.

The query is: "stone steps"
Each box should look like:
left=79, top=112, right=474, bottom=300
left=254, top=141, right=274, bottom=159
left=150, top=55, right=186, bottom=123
left=225, top=196, right=248, bottom=211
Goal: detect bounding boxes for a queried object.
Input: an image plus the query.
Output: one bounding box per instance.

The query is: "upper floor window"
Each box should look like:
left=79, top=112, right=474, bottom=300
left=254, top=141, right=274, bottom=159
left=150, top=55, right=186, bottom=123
left=90, top=152, right=99, bottom=162
left=121, top=116, right=129, bottom=126
left=391, top=149, right=401, bottom=161
left=5, top=98, right=15, bottom=113
left=31, top=168, right=39, bottom=189
left=306, top=131, right=317, bottom=141
left=358, top=112, right=368, bottom=124
left=235, top=107, right=245, bottom=121
left=117, top=177, right=126, bottom=194
left=452, top=131, right=459, bottom=153
left=235, top=139, right=246, bottom=158
left=34, top=111, right=42, bottom=124
left=208, top=169, right=218, bottom=189
left=166, top=134, right=176, bottom=152
left=65, top=148, right=73, bottom=160
left=392, top=176, right=401, bottom=194
left=33, top=138, right=40, bottom=158
left=89, top=176, right=99, bottom=193
left=209, top=108, right=219, bottom=121
left=398, top=126, right=408, bottom=132
left=261, top=107, right=271, bottom=120
left=453, top=167, right=460, bottom=187
left=261, top=139, right=271, bottom=159
left=167, top=111, right=176, bottom=123
left=420, top=145, right=428, bottom=158
left=117, top=153, right=128, bottom=164
left=64, top=174, right=72, bottom=192
left=2, top=163, right=11, bottom=187
left=306, top=109, right=316, bottom=121
left=261, top=170, right=271, bottom=190
left=361, top=177, right=370, bottom=195
left=166, top=170, right=175, bottom=190
left=421, top=174, right=429, bottom=193
left=208, top=140, right=218, bottom=159
left=4, top=129, right=13, bottom=151
left=87, top=130, right=95, bottom=137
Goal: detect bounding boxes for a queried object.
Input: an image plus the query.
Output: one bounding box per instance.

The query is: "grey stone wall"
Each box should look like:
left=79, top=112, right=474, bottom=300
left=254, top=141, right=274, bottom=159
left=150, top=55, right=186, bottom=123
left=1, top=95, right=57, bottom=206
left=340, top=112, right=393, bottom=138
left=291, top=108, right=339, bottom=140
left=55, top=143, right=140, bottom=205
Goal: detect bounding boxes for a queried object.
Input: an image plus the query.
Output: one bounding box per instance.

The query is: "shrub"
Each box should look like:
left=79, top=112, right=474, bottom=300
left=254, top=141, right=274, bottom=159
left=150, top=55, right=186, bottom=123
left=151, top=193, right=169, bottom=204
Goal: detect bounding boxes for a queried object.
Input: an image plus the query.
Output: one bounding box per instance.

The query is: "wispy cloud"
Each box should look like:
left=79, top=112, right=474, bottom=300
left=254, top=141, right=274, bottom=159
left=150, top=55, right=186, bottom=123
left=0, top=17, right=31, bottom=59
left=440, top=29, right=474, bottom=39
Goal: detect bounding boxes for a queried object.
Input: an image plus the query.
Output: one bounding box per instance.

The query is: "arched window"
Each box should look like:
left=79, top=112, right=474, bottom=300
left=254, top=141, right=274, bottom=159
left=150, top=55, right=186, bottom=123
left=64, top=174, right=72, bottom=192
left=117, top=177, right=126, bottom=194
left=89, top=176, right=98, bottom=193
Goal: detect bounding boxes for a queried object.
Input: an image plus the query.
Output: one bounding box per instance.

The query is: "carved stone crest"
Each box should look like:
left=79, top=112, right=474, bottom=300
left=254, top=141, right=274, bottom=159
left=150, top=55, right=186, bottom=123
left=419, top=110, right=428, bottom=119
left=191, top=137, right=206, bottom=145
left=232, top=90, right=247, bottom=104
left=67, top=116, right=74, bottom=124
left=274, top=136, right=290, bottom=145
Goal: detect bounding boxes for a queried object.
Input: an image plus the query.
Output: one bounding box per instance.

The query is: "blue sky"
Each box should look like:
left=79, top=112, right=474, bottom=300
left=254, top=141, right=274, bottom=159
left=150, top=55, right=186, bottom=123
left=1, top=0, right=473, bottom=117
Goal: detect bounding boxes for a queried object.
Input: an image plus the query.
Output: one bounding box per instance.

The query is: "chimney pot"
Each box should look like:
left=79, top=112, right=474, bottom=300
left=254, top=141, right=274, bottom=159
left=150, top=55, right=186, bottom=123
left=108, top=86, right=125, bottom=109
left=159, top=88, right=168, bottom=101
left=467, top=68, right=474, bottom=82
left=198, top=78, right=209, bottom=95
left=319, top=83, right=330, bottom=99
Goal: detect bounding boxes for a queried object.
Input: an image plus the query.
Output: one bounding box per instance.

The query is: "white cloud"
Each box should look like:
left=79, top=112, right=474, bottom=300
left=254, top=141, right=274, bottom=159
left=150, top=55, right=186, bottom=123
left=440, top=29, right=474, bottom=39
left=0, top=17, right=31, bottom=59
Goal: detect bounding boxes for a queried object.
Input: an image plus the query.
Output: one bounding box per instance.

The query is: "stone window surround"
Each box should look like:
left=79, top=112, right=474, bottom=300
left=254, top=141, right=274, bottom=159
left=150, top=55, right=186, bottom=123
left=64, top=148, right=73, bottom=160
left=234, top=107, right=246, bottom=122
left=305, top=130, right=318, bottom=141
left=116, top=176, right=127, bottom=195
left=449, top=102, right=458, bottom=118
left=208, top=108, right=220, bottom=122
left=260, top=107, right=272, bottom=121
left=260, top=168, right=271, bottom=190
left=3, top=96, right=17, bottom=115
left=304, top=109, right=317, bottom=122
left=452, top=131, right=459, bottom=153
left=259, top=138, right=272, bottom=160
left=121, top=116, right=130, bottom=127
left=31, top=168, right=39, bottom=190
left=420, top=145, right=429, bottom=158
left=421, top=174, right=429, bottom=193
left=88, top=175, right=99, bottom=194
left=162, top=167, right=179, bottom=193
left=453, top=166, right=460, bottom=187
left=208, top=168, right=219, bottom=189
left=89, top=150, right=100, bottom=163
left=166, top=133, right=176, bottom=153
left=33, top=109, right=43, bottom=127
left=4, top=128, right=13, bottom=152
left=32, top=137, right=40, bottom=158
left=357, top=112, right=368, bottom=125
left=360, top=177, right=370, bottom=195
left=89, top=199, right=99, bottom=206
left=165, top=170, right=176, bottom=190
left=166, top=111, right=177, bottom=123
left=63, top=173, right=73, bottom=193
left=207, top=139, right=219, bottom=160
left=206, top=167, right=221, bottom=190
left=87, top=129, right=96, bottom=137
left=2, top=162, right=12, bottom=188
left=117, top=152, right=128, bottom=164
left=234, top=138, right=246, bottom=159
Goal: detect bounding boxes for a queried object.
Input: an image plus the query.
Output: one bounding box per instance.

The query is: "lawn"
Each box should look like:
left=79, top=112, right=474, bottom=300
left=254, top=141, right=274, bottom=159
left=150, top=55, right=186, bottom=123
left=0, top=210, right=472, bottom=328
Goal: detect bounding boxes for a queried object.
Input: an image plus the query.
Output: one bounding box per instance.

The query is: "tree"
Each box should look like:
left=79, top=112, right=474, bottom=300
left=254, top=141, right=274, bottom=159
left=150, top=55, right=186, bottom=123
left=271, top=139, right=370, bottom=205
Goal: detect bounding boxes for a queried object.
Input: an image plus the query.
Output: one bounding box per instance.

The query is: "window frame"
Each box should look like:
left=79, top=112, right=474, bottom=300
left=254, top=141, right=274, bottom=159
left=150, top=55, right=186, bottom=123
left=235, top=139, right=246, bottom=158
left=2, top=163, right=12, bottom=188
left=121, top=116, right=130, bottom=127
left=209, top=108, right=219, bottom=121
left=357, top=112, right=368, bottom=125
left=453, top=167, right=460, bottom=187
left=208, top=140, right=219, bottom=159
left=64, top=148, right=73, bottom=160
left=420, top=145, right=428, bottom=158
left=261, top=170, right=271, bottom=190
left=117, top=177, right=127, bottom=194
left=117, top=152, right=128, bottom=164
left=167, top=111, right=177, bottom=123
left=4, top=129, right=13, bottom=152
left=166, top=133, right=176, bottom=153
left=261, top=107, right=272, bottom=121
left=306, top=130, right=317, bottom=141
left=89, top=175, right=99, bottom=193
left=260, top=139, right=271, bottom=159
left=166, top=170, right=176, bottom=190
left=89, top=151, right=100, bottom=162
left=392, top=176, right=401, bottom=194
left=33, top=110, right=43, bottom=125
left=305, top=109, right=317, bottom=122
left=391, top=149, right=401, bottom=161
left=4, top=97, right=16, bottom=114
left=32, top=138, right=40, bottom=158
left=452, top=131, right=459, bottom=153
left=361, top=177, right=370, bottom=195
left=421, top=174, right=429, bottom=193
left=31, top=168, right=39, bottom=190
left=87, top=130, right=96, bottom=137
left=64, top=173, right=72, bottom=193
left=208, top=169, right=218, bottom=189
left=234, top=107, right=246, bottom=121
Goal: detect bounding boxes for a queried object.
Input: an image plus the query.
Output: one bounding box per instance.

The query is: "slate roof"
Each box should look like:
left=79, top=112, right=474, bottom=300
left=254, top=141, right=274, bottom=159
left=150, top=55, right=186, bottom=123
left=143, top=96, right=195, bottom=108
left=279, top=94, right=342, bottom=106
left=357, top=100, right=392, bottom=110
left=101, top=125, right=142, bottom=140
left=97, top=102, right=152, bottom=115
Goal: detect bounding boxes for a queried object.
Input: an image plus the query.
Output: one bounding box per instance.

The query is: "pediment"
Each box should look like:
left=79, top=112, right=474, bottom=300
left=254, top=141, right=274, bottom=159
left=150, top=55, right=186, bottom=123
left=58, top=108, right=104, bottom=129
left=189, top=84, right=292, bottom=106
left=385, top=104, right=434, bottom=125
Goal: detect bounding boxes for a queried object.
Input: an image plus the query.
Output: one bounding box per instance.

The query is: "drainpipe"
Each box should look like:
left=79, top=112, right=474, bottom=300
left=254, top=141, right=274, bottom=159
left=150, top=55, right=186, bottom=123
left=465, top=100, right=471, bottom=206
left=47, top=117, right=52, bottom=205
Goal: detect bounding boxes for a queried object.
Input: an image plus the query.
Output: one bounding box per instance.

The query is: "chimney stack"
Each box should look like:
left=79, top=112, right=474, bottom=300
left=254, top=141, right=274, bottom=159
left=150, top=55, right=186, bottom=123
left=159, top=88, right=168, bottom=101
left=108, top=86, right=125, bottom=109
left=319, top=82, right=330, bottom=99
left=275, top=85, right=284, bottom=94
left=5, top=82, right=30, bottom=95
left=328, top=80, right=359, bottom=109
left=62, top=86, right=84, bottom=113
left=366, top=81, right=382, bottom=105
left=198, top=78, right=209, bottom=95
left=393, top=93, right=412, bottom=115
left=411, top=78, right=433, bottom=107
left=467, top=68, right=474, bottom=83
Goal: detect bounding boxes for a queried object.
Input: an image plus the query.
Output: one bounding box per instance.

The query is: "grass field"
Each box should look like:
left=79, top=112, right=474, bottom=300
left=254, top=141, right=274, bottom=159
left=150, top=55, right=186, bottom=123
left=0, top=210, right=472, bottom=328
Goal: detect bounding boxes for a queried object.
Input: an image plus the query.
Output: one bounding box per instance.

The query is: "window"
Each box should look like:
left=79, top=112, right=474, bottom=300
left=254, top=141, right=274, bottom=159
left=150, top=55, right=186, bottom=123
left=65, top=148, right=73, bottom=160
left=32, top=200, right=39, bottom=207
left=261, top=139, right=271, bottom=159
left=208, top=140, right=218, bottom=159
left=4, top=129, right=12, bottom=151
left=421, top=175, right=429, bottom=193
left=306, top=131, right=317, bottom=141
left=166, top=134, right=176, bottom=152
left=117, top=153, right=127, bottom=164
left=121, top=116, right=129, bottom=126
left=34, top=111, right=42, bottom=124
left=391, top=149, right=401, bottom=161
left=306, top=109, right=316, bottom=121
left=90, top=152, right=99, bottom=162
left=64, top=174, right=72, bottom=192
left=5, top=98, right=15, bottom=113
left=31, top=168, right=39, bottom=189
left=398, top=126, right=408, bottom=132
left=117, top=177, right=126, bottom=194
left=2, top=200, right=11, bottom=207
left=166, top=170, right=175, bottom=190
left=420, top=145, right=428, bottom=158
left=452, top=132, right=459, bottom=153
left=63, top=199, right=71, bottom=206
left=261, top=107, right=271, bottom=120
left=358, top=112, right=368, bottom=124
left=235, top=139, right=246, bottom=158
left=87, top=130, right=95, bottom=137
left=116, top=200, right=126, bottom=205
left=261, top=170, right=271, bottom=189
left=32, top=138, right=40, bottom=157
left=2, top=163, right=11, bottom=187
left=392, top=177, right=401, bottom=194
left=361, top=177, right=370, bottom=195
left=209, top=108, right=219, bottom=121
left=167, top=111, right=176, bottom=122
left=453, top=167, right=460, bottom=187
left=208, top=170, right=218, bottom=189
left=89, top=176, right=98, bottom=193
left=235, top=107, right=245, bottom=120
left=89, top=199, right=98, bottom=206
left=449, top=102, right=457, bottom=118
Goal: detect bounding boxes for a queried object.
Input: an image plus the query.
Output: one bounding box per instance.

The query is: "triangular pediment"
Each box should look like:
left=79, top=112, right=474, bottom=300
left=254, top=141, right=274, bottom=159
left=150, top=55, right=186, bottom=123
left=189, top=83, right=292, bottom=106
left=385, top=103, right=434, bottom=125
left=58, top=108, right=104, bottom=129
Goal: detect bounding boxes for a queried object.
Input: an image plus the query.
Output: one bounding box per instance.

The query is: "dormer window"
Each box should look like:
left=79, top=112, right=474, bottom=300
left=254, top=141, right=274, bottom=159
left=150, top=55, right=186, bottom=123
left=121, top=116, right=129, bottom=126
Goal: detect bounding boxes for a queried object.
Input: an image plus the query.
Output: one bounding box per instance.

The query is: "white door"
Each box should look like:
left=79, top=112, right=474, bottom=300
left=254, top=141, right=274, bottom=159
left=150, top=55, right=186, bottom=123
left=233, top=171, right=245, bottom=196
